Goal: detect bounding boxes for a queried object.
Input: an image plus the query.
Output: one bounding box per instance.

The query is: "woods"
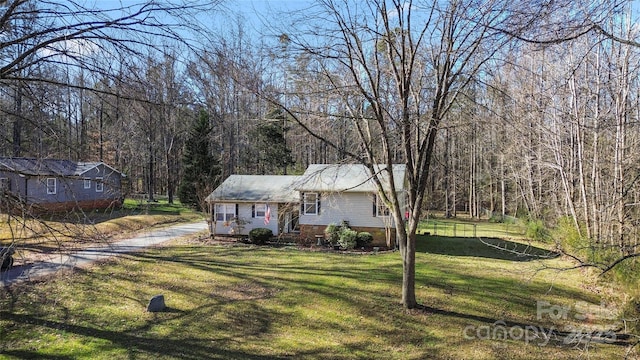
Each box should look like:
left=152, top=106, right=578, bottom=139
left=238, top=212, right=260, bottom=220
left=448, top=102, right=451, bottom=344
left=1, top=0, right=640, bottom=305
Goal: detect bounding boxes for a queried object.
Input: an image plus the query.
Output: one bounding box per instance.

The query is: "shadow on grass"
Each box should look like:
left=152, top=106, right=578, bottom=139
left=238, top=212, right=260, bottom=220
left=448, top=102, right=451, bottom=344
left=0, top=310, right=289, bottom=360
left=417, top=235, right=558, bottom=262
left=412, top=304, right=632, bottom=347
left=1, top=244, right=631, bottom=359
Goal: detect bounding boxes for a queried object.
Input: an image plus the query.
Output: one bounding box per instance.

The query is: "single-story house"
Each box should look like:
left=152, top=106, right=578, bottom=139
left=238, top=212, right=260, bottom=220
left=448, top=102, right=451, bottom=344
left=205, top=164, right=407, bottom=247
left=0, top=157, right=126, bottom=212
left=204, top=175, right=301, bottom=236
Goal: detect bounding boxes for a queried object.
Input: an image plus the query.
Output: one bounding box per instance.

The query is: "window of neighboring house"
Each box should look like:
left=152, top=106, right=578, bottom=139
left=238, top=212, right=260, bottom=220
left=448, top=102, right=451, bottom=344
left=215, top=203, right=236, bottom=222
left=46, top=178, right=56, bottom=195
left=84, top=178, right=91, bottom=189
left=0, top=178, right=8, bottom=191
left=303, top=192, right=319, bottom=215
left=254, top=203, right=267, bottom=217
left=96, top=177, right=104, bottom=192
left=374, top=194, right=390, bottom=217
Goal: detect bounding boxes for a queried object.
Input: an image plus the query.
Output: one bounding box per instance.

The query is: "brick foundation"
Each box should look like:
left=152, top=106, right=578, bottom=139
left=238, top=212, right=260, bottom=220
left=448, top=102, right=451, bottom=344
left=300, top=224, right=396, bottom=248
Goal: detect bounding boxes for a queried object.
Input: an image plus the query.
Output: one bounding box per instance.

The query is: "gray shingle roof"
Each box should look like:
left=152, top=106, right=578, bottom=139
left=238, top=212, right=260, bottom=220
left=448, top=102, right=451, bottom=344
left=0, top=157, right=123, bottom=177
left=206, top=164, right=407, bottom=204
left=294, top=164, right=406, bottom=192
left=205, top=175, right=300, bottom=203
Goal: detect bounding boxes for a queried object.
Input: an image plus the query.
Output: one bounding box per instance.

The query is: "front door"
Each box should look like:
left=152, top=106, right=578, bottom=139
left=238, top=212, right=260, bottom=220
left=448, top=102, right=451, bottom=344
left=289, top=209, right=300, bottom=233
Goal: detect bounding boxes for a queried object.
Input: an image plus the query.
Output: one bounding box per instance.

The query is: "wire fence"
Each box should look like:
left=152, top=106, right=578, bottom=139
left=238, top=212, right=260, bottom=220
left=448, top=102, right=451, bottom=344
left=419, top=221, right=477, bottom=237
left=419, top=219, right=524, bottom=238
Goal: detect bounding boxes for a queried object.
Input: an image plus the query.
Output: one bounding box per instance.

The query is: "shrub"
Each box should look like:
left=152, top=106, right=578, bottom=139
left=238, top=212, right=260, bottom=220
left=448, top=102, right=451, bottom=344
left=324, top=223, right=340, bottom=245
left=554, top=216, right=587, bottom=253
left=249, top=228, right=273, bottom=245
left=491, top=215, right=517, bottom=225
left=503, top=215, right=517, bottom=225
left=620, top=297, right=640, bottom=335
left=338, top=228, right=358, bottom=249
left=356, top=232, right=373, bottom=248
left=525, top=219, right=551, bottom=243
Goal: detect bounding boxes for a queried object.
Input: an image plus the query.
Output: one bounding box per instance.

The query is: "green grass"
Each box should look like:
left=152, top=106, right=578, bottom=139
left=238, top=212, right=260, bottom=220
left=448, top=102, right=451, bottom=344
left=419, top=216, right=526, bottom=239
left=121, top=198, right=198, bottom=216
left=0, top=234, right=634, bottom=359
left=417, top=235, right=557, bottom=261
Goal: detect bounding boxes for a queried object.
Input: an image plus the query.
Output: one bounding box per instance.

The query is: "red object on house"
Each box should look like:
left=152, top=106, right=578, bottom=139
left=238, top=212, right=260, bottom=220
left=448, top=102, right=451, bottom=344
left=264, top=205, right=271, bottom=225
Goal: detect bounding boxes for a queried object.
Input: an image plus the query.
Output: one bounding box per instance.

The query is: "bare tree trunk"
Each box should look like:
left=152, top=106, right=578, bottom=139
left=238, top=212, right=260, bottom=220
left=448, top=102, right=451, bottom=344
left=147, top=109, right=156, bottom=202
left=569, top=71, right=589, bottom=237
left=469, top=128, right=477, bottom=218
left=12, top=83, right=23, bottom=157
left=591, top=45, right=602, bottom=243
left=99, top=102, right=104, bottom=161
left=613, top=39, right=630, bottom=250
left=501, top=155, right=506, bottom=219
left=444, top=127, right=451, bottom=218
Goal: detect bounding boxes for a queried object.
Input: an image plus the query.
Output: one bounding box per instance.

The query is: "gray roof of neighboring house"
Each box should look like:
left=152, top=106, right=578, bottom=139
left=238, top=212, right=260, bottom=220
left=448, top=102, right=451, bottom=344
left=205, top=175, right=301, bottom=203
left=0, top=157, right=124, bottom=177
left=294, top=164, right=406, bottom=193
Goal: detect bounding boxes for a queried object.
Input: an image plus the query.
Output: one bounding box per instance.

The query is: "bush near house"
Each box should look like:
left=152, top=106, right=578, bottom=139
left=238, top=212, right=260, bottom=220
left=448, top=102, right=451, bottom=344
left=356, top=232, right=373, bottom=248
left=338, top=228, right=357, bottom=250
left=324, top=223, right=340, bottom=246
left=249, top=228, right=273, bottom=245
left=325, top=223, right=374, bottom=250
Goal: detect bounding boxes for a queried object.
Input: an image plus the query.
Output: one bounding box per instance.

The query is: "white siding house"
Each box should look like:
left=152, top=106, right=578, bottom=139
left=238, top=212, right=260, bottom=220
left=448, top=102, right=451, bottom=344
left=205, top=164, right=407, bottom=247
left=297, top=192, right=392, bottom=228
left=205, top=175, right=300, bottom=236
left=294, top=164, right=407, bottom=247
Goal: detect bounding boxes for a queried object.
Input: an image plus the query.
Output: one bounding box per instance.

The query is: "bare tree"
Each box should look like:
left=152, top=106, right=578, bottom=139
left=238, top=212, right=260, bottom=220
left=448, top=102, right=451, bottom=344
left=495, top=2, right=640, bottom=273
left=0, top=0, right=218, bottom=156
left=255, top=0, right=533, bottom=308
left=0, top=0, right=221, bottom=274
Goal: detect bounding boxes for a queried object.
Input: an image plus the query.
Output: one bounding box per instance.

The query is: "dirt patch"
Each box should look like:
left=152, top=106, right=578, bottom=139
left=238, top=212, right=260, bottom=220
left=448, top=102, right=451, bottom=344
left=212, top=281, right=277, bottom=302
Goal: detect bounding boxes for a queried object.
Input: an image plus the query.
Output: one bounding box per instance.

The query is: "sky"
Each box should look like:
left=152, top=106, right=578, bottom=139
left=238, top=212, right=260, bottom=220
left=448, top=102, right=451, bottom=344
left=217, top=0, right=313, bottom=37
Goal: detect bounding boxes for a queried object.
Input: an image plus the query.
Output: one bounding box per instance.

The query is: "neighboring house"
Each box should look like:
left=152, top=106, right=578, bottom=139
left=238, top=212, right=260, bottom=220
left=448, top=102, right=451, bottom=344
left=205, top=164, right=407, bottom=247
left=204, top=175, right=301, bottom=236
left=0, top=157, right=126, bottom=212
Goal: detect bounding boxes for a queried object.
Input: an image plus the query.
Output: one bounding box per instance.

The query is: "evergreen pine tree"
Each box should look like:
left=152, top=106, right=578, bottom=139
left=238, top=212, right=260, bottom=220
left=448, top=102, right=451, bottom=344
left=178, top=109, right=220, bottom=209
left=253, top=107, right=295, bottom=174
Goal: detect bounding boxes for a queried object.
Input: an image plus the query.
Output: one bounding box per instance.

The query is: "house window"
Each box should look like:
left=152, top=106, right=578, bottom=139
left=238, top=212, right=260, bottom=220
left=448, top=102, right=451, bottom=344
left=215, top=203, right=236, bottom=222
left=303, top=192, right=319, bottom=215
left=46, top=178, right=57, bottom=195
left=254, top=203, right=267, bottom=217
left=374, top=194, right=390, bottom=217
left=84, top=178, right=91, bottom=189
left=96, top=177, right=103, bottom=192
left=0, top=178, right=8, bottom=191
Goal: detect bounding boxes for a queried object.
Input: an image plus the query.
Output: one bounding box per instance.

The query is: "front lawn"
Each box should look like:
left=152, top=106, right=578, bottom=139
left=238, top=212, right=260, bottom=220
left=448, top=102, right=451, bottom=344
left=0, top=235, right=634, bottom=359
